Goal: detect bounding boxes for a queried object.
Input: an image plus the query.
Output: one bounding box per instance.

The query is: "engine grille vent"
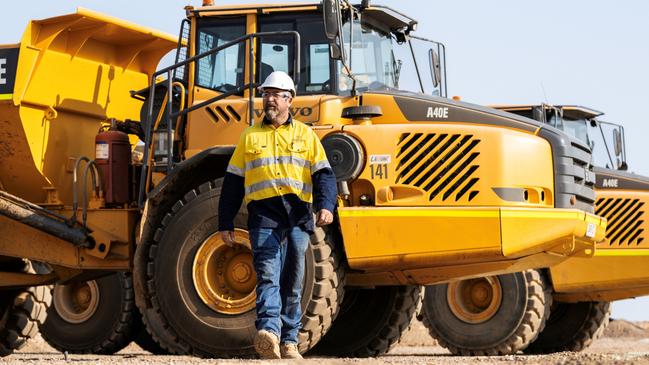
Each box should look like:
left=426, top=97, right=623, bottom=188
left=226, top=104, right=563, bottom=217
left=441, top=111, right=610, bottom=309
left=206, top=105, right=242, bottom=123
left=396, top=133, right=481, bottom=202
left=596, top=197, right=646, bottom=246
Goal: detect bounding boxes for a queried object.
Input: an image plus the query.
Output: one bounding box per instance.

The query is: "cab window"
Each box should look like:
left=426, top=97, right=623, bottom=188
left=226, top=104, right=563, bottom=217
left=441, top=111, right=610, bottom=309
left=257, top=13, right=333, bottom=94
left=195, top=17, right=247, bottom=93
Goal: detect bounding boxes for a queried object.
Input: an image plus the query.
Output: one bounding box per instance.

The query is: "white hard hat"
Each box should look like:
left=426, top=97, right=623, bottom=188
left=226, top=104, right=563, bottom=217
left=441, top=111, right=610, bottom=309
left=259, top=71, right=296, bottom=96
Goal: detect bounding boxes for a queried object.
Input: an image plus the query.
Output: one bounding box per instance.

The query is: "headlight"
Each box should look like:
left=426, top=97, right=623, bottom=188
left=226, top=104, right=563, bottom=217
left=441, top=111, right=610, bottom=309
left=321, top=133, right=365, bottom=182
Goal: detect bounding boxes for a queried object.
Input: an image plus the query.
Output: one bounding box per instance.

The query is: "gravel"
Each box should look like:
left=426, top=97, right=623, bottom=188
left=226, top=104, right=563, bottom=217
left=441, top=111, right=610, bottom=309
left=5, top=319, right=649, bottom=365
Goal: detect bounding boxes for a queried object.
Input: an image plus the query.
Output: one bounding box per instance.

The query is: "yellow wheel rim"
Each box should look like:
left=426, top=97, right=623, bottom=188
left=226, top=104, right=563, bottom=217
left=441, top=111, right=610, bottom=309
left=192, top=229, right=256, bottom=315
left=447, top=276, right=502, bottom=324
left=53, top=280, right=100, bottom=324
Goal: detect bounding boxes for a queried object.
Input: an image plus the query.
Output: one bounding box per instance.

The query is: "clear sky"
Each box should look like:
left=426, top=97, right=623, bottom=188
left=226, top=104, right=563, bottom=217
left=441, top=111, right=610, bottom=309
left=3, top=0, right=648, bottom=321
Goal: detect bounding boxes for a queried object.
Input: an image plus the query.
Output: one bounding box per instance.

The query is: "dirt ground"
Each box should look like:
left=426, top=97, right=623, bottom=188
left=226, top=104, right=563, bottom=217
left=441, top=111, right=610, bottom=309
left=5, top=319, right=649, bottom=365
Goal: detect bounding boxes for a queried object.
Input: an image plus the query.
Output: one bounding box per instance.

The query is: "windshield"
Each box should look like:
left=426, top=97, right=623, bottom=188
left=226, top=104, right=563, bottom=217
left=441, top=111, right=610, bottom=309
left=556, top=117, right=589, bottom=145
left=587, top=120, right=626, bottom=170
left=338, top=18, right=397, bottom=92
left=338, top=14, right=445, bottom=96
left=547, top=113, right=628, bottom=169
left=557, top=116, right=615, bottom=168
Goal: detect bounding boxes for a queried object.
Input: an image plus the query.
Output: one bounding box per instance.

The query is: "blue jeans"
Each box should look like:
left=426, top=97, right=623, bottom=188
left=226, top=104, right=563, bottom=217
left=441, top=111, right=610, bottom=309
left=249, top=226, right=310, bottom=344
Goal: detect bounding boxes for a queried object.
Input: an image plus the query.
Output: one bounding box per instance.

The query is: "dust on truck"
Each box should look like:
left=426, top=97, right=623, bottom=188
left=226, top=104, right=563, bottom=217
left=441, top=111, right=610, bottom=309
left=0, top=0, right=605, bottom=358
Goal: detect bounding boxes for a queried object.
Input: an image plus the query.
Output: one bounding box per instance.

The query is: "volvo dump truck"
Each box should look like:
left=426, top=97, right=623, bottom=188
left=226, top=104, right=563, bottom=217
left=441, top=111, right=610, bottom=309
left=0, top=1, right=606, bottom=358
left=418, top=104, right=649, bottom=355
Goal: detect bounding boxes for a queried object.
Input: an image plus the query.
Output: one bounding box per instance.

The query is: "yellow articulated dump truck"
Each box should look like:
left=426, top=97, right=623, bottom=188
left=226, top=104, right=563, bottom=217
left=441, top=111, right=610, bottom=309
left=0, top=9, right=178, bottom=355
left=0, top=1, right=606, bottom=358
left=418, top=103, right=649, bottom=355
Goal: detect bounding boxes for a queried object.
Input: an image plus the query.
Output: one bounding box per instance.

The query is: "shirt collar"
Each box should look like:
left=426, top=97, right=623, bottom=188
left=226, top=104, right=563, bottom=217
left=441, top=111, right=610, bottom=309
left=262, top=113, right=293, bottom=127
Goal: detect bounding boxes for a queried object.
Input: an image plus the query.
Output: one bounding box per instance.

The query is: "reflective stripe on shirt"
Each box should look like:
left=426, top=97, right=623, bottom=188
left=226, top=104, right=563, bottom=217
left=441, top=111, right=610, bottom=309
left=311, top=159, right=332, bottom=174
left=226, top=116, right=330, bottom=204
left=244, top=178, right=313, bottom=196
left=226, top=164, right=245, bottom=177
left=245, top=156, right=311, bottom=171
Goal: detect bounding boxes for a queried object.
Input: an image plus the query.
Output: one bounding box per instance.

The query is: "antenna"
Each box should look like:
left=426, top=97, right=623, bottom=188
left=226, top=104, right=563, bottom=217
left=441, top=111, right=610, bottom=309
left=540, top=82, right=549, bottom=104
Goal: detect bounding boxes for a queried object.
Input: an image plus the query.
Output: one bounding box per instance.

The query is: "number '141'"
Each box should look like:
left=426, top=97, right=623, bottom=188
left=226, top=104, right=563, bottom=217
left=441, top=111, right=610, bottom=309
left=370, top=164, right=388, bottom=179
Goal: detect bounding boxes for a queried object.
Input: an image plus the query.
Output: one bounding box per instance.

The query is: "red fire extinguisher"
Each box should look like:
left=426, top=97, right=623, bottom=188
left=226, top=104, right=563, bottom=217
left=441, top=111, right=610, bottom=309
left=95, top=121, right=131, bottom=206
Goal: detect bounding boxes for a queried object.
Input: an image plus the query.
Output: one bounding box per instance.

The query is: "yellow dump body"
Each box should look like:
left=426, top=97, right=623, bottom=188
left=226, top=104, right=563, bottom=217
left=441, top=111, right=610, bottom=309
left=0, top=8, right=177, bottom=205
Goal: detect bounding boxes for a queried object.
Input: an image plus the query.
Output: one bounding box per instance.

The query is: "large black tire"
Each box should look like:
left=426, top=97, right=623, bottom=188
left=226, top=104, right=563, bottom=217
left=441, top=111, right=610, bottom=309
left=419, top=270, right=551, bottom=355
left=0, top=260, right=50, bottom=357
left=135, top=179, right=345, bottom=357
left=309, top=285, right=421, bottom=357
left=131, top=316, right=168, bottom=355
left=39, top=272, right=139, bottom=354
left=525, top=301, right=611, bottom=353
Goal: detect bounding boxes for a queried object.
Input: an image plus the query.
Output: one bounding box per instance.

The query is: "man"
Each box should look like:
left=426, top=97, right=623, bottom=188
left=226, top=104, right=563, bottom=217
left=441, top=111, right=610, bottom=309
left=218, top=71, right=337, bottom=359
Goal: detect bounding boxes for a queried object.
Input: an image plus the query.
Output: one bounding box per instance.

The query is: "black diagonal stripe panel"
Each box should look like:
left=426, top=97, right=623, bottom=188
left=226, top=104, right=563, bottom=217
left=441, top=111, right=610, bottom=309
left=404, top=134, right=461, bottom=186
left=425, top=140, right=480, bottom=194
left=415, top=135, right=474, bottom=188
left=397, top=134, right=442, bottom=182
left=437, top=164, right=479, bottom=201
left=618, top=220, right=644, bottom=246
left=455, top=177, right=480, bottom=201
left=398, top=133, right=411, bottom=146
left=606, top=200, right=641, bottom=239
left=608, top=199, right=637, bottom=227
left=595, top=198, right=614, bottom=213
left=397, top=134, right=437, bottom=174
left=610, top=211, right=643, bottom=244
left=627, top=227, right=645, bottom=246
left=397, top=133, right=420, bottom=158
left=604, top=199, right=630, bottom=223
left=599, top=198, right=623, bottom=218
left=402, top=134, right=456, bottom=185
left=397, top=133, right=427, bottom=162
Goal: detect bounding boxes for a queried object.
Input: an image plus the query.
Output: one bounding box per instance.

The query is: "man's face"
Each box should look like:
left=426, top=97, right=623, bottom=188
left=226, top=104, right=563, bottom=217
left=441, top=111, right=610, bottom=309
left=262, top=88, right=292, bottom=121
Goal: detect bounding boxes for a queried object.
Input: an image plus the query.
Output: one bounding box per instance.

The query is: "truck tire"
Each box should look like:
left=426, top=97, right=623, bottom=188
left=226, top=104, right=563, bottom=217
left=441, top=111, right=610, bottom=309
left=39, top=272, right=138, bottom=354
left=419, top=270, right=551, bottom=355
left=135, top=179, right=345, bottom=357
left=0, top=261, right=50, bottom=357
left=309, top=285, right=421, bottom=357
left=132, top=325, right=168, bottom=354
left=525, top=301, right=611, bottom=353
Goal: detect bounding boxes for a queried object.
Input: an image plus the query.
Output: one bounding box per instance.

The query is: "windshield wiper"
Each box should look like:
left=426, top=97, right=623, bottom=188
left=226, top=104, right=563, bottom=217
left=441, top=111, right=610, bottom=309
left=391, top=49, right=402, bottom=88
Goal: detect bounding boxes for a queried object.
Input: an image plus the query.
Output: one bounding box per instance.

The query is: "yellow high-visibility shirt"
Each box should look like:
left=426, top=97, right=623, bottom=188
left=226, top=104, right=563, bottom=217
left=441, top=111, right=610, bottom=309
left=226, top=118, right=331, bottom=204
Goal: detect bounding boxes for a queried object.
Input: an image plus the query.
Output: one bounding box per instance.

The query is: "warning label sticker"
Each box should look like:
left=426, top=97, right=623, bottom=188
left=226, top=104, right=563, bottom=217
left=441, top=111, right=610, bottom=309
left=95, top=143, right=109, bottom=159
left=586, top=222, right=596, bottom=238
left=369, top=154, right=391, bottom=165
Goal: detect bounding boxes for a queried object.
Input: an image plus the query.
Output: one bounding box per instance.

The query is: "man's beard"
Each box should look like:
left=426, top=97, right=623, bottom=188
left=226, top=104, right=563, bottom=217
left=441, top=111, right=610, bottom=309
left=265, top=105, right=280, bottom=120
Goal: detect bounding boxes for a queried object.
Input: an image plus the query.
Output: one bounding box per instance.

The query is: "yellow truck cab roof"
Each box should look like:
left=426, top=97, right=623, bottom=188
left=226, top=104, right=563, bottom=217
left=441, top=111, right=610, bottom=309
left=191, top=1, right=416, bottom=32
left=492, top=104, right=604, bottom=120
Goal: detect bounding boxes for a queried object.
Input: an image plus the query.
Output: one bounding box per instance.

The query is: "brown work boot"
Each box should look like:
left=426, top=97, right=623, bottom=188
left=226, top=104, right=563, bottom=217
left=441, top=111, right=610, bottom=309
left=254, top=330, right=281, bottom=359
left=280, top=343, right=303, bottom=359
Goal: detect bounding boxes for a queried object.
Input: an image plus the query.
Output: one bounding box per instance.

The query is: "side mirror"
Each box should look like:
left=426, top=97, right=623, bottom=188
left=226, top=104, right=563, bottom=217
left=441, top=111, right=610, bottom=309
left=428, top=48, right=441, bottom=88
left=323, top=0, right=340, bottom=40
left=613, top=128, right=622, bottom=156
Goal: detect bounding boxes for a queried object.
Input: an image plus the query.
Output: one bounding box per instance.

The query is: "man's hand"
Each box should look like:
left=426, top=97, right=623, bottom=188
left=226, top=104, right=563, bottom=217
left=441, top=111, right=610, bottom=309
left=316, top=209, right=334, bottom=226
left=220, top=230, right=237, bottom=247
